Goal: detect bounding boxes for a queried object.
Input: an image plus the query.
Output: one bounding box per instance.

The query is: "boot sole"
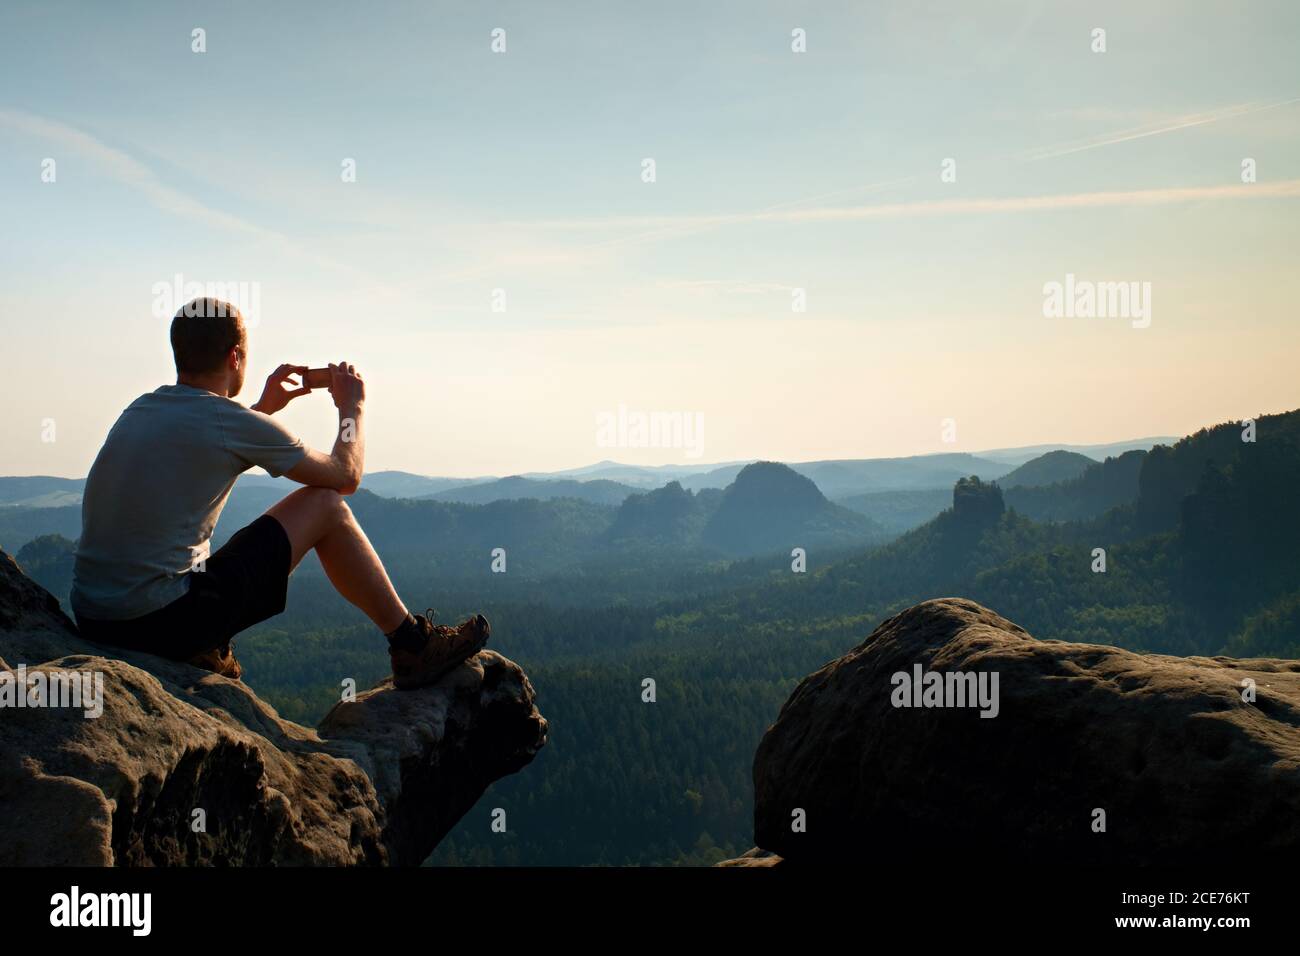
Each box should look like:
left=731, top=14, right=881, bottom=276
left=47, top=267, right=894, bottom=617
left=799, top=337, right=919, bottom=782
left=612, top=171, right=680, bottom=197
left=393, top=629, right=490, bottom=691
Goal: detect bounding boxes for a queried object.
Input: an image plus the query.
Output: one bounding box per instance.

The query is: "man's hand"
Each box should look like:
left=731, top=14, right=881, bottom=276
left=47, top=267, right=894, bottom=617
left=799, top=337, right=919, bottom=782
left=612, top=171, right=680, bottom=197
left=252, top=364, right=310, bottom=415
left=328, top=360, right=365, bottom=413
left=282, top=360, right=367, bottom=495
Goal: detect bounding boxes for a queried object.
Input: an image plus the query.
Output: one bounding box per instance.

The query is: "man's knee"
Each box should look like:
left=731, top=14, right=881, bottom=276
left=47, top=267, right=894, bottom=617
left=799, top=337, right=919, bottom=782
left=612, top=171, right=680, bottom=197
left=311, top=486, right=351, bottom=520
left=284, top=486, right=351, bottom=525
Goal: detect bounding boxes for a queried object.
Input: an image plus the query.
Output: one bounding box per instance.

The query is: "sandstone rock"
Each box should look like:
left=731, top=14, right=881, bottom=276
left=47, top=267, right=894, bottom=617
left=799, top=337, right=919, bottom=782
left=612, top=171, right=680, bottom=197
left=714, top=846, right=783, bottom=867
left=752, top=598, right=1300, bottom=864
left=0, top=550, right=547, bottom=865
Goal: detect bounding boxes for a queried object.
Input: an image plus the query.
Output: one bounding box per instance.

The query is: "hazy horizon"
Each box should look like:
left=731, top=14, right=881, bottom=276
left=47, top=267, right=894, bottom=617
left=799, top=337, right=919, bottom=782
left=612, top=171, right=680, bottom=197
left=0, top=425, right=1222, bottom=482
left=4, top=1, right=1299, bottom=477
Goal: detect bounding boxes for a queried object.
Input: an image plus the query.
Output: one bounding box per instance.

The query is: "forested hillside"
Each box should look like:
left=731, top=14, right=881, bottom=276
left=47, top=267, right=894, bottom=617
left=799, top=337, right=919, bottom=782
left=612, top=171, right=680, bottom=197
left=1001, top=449, right=1146, bottom=522
left=996, top=450, right=1095, bottom=488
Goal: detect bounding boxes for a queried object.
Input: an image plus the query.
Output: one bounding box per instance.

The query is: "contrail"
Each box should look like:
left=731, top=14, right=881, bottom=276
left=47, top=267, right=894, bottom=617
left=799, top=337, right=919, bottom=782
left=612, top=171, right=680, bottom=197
left=749, top=180, right=1300, bottom=222
left=511, top=179, right=1300, bottom=234
left=1019, top=96, right=1300, bottom=162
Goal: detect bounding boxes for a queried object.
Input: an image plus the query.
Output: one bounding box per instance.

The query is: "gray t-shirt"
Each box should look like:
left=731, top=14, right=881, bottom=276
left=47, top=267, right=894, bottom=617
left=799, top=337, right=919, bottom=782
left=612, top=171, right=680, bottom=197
left=70, top=384, right=307, bottom=620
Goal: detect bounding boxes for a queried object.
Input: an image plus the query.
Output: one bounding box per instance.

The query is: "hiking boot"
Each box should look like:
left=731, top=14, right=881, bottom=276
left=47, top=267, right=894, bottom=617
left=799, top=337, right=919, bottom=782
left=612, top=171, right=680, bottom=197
left=187, top=643, right=243, bottom=680
left=390, top=611, right=490, bottom=690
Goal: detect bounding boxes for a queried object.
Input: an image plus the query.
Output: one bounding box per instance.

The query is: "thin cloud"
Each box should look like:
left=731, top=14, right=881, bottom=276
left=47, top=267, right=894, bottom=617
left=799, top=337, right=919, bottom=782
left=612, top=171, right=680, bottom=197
left=0, top=107, right=270, bottom=236
left=1019, top=97, right=1300, bottom=162
left=513, top=180, right=1300, bottom=234
left=749, top=180, right=1300, bottom=221
left=0, top=108, right=385, bottom=284
left=514, top=97, right=1300, bottom=248
left=657, top=278, right=795, bottom=295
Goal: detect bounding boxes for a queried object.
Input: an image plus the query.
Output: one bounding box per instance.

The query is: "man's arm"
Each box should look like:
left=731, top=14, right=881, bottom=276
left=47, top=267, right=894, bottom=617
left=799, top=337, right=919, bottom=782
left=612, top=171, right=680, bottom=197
left=284, top=362, right=366, bottom=495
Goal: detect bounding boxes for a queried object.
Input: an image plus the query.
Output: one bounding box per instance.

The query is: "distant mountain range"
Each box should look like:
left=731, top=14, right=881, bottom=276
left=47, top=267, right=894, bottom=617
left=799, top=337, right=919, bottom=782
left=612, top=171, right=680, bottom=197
left=422, top=476, right=640, bottom=507
left=970, top=437, right=1177, bottom=466
left=1, top=435, right=1175, bottom=511
left=0, top=476, right=85, bottom=509
left=0, top=435, right=1183, bottom=577
left=519, top=459, right=748, bottom=487
left=5, top=461, right=891, bottom=602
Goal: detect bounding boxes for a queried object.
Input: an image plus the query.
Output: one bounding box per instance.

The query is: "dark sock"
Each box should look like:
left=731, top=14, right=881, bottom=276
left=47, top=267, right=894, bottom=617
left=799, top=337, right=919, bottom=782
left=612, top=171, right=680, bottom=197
left=385, top=613, right=428, bottom=653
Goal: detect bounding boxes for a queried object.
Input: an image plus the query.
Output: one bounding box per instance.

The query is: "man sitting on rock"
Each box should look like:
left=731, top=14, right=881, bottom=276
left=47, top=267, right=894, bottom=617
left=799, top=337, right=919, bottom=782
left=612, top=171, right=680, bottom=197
left=70, top=297, right=488, bottom=686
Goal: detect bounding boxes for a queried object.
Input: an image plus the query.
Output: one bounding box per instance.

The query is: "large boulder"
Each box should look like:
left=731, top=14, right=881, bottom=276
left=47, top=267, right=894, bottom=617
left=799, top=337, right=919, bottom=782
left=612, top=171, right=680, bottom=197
left=0, top=550, right=547, bottom=866
left=747, top=598, right=1300, bottom=865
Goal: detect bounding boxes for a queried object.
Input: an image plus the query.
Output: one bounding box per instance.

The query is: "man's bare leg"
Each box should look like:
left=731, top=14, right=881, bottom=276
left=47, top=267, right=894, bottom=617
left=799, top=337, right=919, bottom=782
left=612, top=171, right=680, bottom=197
left=265, top=486, right=409, bottom=634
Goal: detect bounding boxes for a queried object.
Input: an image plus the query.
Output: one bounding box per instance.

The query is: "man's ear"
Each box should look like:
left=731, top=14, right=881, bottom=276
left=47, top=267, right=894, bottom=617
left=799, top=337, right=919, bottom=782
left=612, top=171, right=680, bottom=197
left=228, top=346, right=242, bottom=371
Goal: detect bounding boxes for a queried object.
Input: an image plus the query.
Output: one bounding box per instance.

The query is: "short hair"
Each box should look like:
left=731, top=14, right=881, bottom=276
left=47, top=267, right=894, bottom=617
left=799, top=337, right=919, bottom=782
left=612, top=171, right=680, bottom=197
left=170, top=298, right=246, bottom=375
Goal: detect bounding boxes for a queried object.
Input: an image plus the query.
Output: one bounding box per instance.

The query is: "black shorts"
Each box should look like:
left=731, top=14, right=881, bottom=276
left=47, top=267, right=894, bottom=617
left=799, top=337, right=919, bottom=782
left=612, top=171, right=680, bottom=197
left=75, top=514, right=293, bottom=661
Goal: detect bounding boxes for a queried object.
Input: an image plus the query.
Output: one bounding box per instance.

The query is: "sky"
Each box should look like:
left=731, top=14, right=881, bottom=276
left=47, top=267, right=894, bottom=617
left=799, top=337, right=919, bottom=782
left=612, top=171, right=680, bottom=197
left=2, top=0, right=1298, bottom=478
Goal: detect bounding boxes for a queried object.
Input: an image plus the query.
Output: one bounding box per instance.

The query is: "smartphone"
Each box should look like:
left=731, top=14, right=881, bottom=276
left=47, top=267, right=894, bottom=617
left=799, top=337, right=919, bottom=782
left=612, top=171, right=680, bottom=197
left=304, top=368, right=332, bottom=390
